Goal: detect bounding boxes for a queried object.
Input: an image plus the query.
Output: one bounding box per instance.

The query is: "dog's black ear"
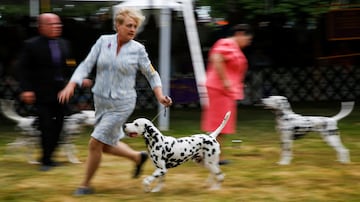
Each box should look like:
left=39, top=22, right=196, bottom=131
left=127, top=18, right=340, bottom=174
left=144, top=123, right=151, bottom=134
left=144, top=123, right=156, bottom=135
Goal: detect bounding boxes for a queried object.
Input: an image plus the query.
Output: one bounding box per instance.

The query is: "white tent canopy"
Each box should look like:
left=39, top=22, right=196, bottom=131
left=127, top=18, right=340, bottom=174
left=114, top=0, right=182, bottom=11
left=113, top=0, right=182, bottom=33
left=114, top=0, right=208, bottom=130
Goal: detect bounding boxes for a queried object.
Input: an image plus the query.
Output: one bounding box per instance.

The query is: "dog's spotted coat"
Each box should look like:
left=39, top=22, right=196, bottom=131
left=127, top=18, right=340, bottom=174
left=262, top=96, right=353, bottom=165
left=124, top=112, right=231, bottom=192
left=1, top=99, right=95, bottom=164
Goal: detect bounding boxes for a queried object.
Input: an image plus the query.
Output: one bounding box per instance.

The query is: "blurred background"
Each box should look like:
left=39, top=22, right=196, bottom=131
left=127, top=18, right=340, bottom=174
left=0, top=0, right=359, bottom=114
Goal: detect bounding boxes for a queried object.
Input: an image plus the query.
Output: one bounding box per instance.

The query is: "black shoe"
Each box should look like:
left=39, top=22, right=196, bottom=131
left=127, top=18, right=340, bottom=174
left=73, top=187, right=94, bottom=196
left=219, top=159, right=231, bottom=165
left=39, top=161, right=62, bottom=171
left=49, top=161, right=62, bottom=167
left=133, top=151, right=148, bottom=178
left=39, top=165, right=53, bottom=171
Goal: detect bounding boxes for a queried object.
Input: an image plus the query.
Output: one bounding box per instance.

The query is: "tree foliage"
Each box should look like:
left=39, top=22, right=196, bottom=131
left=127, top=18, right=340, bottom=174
left=0, top=2, right=114, bottom=20
left=197, top=0, right=332, bottom=24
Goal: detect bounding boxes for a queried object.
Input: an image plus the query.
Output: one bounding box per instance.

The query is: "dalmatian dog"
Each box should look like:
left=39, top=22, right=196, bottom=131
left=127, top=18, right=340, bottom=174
left=123, top=111, right=231, bottom=192
left=262, top=96, right=354, bottom=165
left=0, top=99, right=95, bottom=164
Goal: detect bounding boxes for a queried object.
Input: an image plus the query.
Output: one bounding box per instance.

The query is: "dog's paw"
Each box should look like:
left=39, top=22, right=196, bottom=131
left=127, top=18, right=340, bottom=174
left=69, top=158, right=82, bottom=164
left=277, top=160, right=291, bottom=165
left=142, top=177, right=152, bottom=193
left=151, top=185, right=163, bottom=192
left=28, top=160, right=41, bottom=165
left=143, top=183, right=151, bottom=193
left=277, top=156, right=292, bottom=165
left=209, top=183, right=221, bottom=191
left=338, top=150, right=350, bottom=164
left=338, top=157, right=351, bottom=164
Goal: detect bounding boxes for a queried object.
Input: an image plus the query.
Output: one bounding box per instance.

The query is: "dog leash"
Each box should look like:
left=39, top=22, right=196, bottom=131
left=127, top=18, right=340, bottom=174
left=151, top=107, right=168, bottom=122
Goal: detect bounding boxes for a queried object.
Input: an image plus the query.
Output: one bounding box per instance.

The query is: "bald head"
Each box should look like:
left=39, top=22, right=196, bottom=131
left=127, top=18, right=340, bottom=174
left=38, top=13, right=62, bottom=39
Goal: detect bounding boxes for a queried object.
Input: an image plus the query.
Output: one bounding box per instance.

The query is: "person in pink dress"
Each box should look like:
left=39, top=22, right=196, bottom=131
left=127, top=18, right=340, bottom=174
left=201, top=24, right=253, bottom=165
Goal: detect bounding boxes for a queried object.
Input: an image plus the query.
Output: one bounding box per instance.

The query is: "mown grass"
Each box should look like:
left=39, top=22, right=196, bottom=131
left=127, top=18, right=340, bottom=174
left=0, top=102, right=359, bottom=202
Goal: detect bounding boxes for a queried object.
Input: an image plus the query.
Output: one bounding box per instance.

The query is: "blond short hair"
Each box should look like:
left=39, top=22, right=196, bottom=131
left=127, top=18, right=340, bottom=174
left=114, top=7, right=145, bottom=29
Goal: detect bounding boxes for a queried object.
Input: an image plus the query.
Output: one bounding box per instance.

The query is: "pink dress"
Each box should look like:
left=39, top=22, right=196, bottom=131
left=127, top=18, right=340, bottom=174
left=201, top=38, right=248, bottom=134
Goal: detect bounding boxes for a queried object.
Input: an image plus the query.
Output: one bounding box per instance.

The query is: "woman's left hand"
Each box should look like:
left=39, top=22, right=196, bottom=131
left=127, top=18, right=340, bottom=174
left=159, top=95, right=172, bottom=107
left=153, top=87, right=172, bottom=107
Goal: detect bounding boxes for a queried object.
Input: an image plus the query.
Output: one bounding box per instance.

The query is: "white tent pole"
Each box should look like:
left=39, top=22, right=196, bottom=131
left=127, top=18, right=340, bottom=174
left=30, top=0, right=40, bottom=17
left=182, top=0, right=208, bottom=107
left=158, top=6, right=171, bottom=130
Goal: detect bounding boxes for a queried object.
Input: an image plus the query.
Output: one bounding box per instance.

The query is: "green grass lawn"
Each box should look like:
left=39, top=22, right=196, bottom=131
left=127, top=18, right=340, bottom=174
left=0, top=103, right=359, bottom=202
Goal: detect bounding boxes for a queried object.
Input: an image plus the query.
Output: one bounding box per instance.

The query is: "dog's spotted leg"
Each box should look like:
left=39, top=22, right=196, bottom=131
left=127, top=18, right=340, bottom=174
left=278, top=131, right=293, bottom=165
left=143, top=167, right=167, bottom=192
left=27, top=137, right=40, bottom=164
left=62, top=142, right=81, bottom=164
left=203, top=157, right=224, bottom=190
left=205, top=171, right=224, bottom=190
left=150, top=175, right=165, bottom=192
left=143, top=176, right=154, bottom=193
left=322, top=131, right=350, bottom=163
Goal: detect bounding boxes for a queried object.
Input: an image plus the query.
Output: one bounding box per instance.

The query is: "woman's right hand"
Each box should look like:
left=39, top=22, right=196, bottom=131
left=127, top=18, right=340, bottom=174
left=58, top=82, right=77, bottom=103
left=223, top=79, right=231, bottom=91
left=81, top=78, right=93, bottom=88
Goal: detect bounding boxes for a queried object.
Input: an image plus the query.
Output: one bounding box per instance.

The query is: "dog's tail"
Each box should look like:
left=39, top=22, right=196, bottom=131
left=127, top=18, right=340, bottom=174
left=209, top=111, right=231, bottom=139
left=331, top=101, right=355, bottom=121
left=0, top=99, right=28, bottom=122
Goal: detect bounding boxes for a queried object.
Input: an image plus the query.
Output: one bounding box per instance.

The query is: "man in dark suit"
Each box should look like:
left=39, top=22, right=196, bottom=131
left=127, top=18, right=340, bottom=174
left=17, top=13, right=76, bottom=171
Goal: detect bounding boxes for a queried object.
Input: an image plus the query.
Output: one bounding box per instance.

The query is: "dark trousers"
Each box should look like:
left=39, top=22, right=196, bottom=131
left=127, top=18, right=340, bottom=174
left=36, top=102, right=65, bottom=165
